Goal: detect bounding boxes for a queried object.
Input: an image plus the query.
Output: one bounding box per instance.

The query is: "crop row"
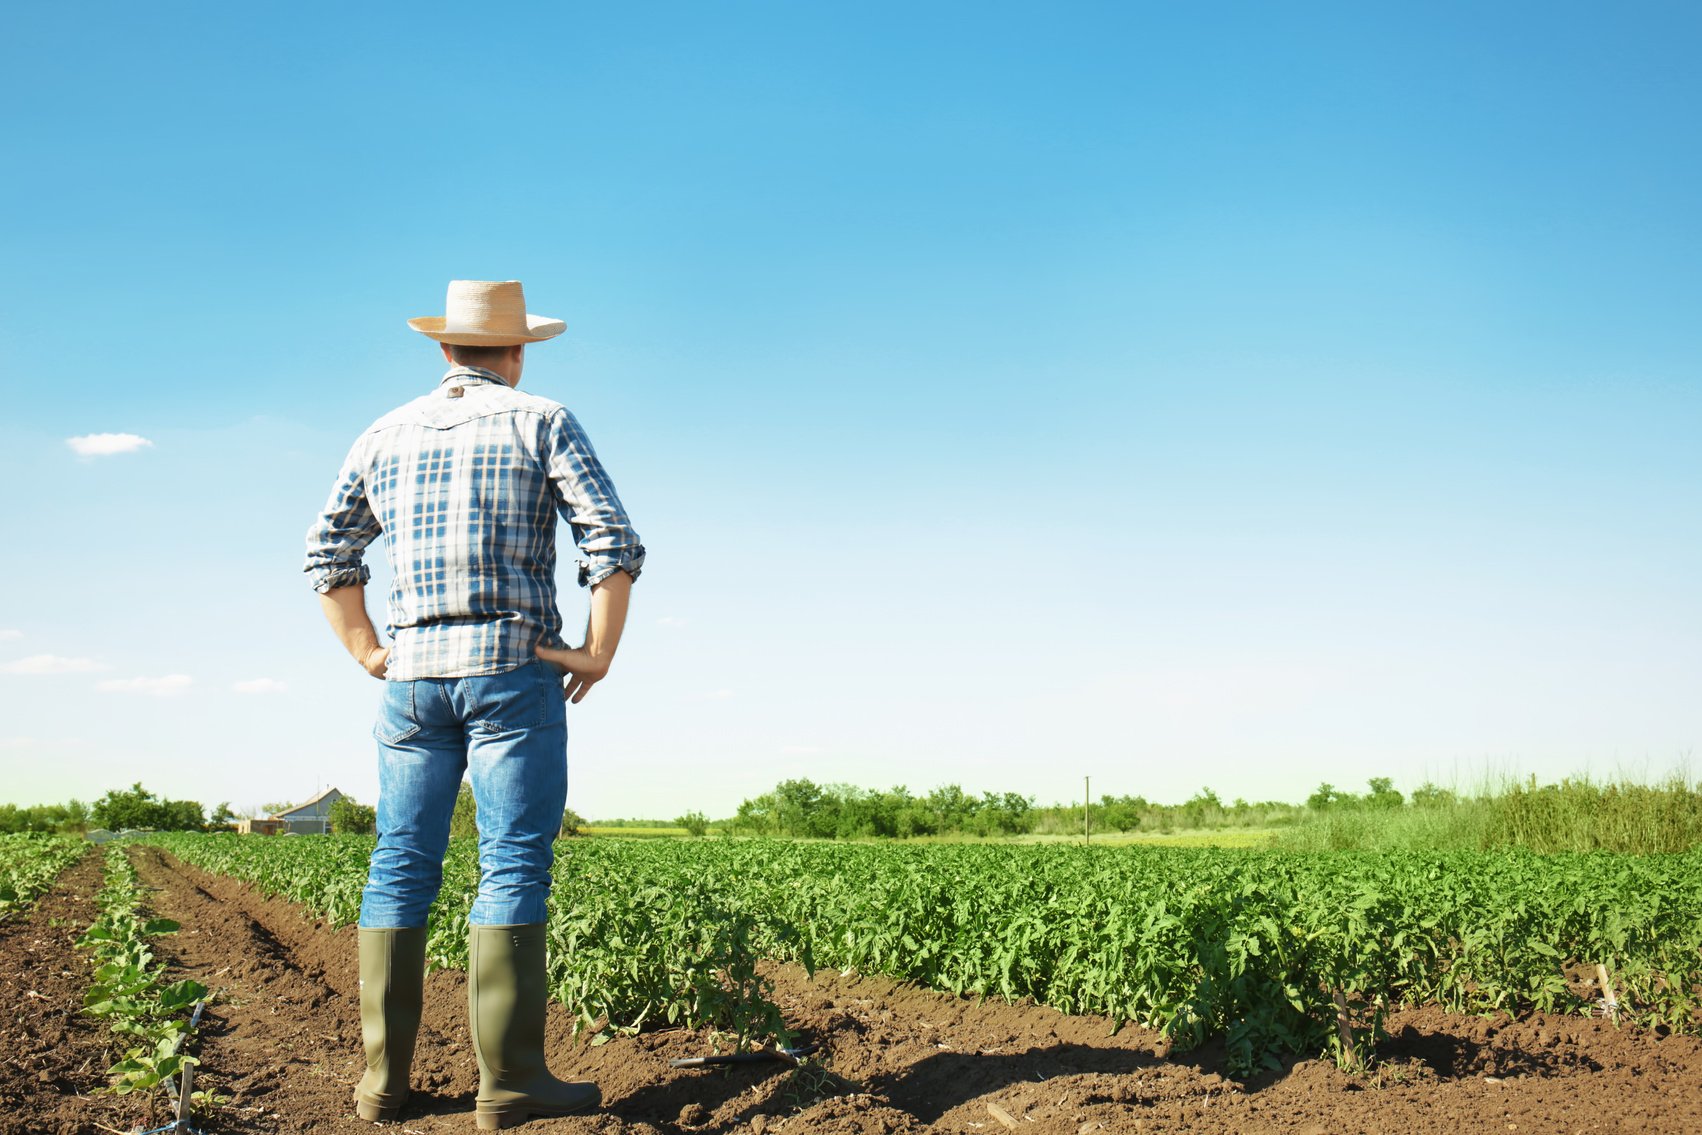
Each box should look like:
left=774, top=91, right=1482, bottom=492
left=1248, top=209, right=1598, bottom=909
left=0, top=832, right=85, bottom=920
left=77, top=844, right=212, bottom=1107
left=140, top=834, right=1702, bottom=1076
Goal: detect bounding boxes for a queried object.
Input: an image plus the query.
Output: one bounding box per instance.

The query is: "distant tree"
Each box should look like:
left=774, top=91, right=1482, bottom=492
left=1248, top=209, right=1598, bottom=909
left=968, top=791, right=1035, bottom=836
left=1307, top=782, right=1354, bottom=811
left=157, top=798, right=206, bottom=831
left=206, top=802, right=238, bottom=832
left=260, top=801, right=295, bottom=817
left=561, top=806, right=587, bottom=837
left=1409, top=782, right=1456, bottom=808
left=894, top=804, right=938, bottom=838
left=676, top=810, right=710, bottom=837
left=1365, top=777, right=1404, bottom=809
left=773, top=779, right=828, bottom=837
left=732, top=793, right=779, bottom=835
left=91, top=783, right=204, bottom=831
left=329, top=796, right=378, bottom=834
left=926, top=784, right=979, bottom=833
left=1179, top=788, right=1225, bottom=830
left=1096, top=794, right=1146, bottom=833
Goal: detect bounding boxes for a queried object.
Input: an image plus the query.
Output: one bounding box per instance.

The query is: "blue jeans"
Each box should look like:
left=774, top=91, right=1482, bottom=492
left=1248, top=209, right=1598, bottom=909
left=359, top=660, right=568, bottom=929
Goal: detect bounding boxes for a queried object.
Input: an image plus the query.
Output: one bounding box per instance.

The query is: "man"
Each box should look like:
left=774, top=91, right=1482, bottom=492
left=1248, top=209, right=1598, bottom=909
left=304, top=279, right=644, bottom=1129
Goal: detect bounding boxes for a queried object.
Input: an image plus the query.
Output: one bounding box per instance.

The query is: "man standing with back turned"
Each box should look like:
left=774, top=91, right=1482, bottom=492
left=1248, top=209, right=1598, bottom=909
left=304, top=279, right=645, bottom=1129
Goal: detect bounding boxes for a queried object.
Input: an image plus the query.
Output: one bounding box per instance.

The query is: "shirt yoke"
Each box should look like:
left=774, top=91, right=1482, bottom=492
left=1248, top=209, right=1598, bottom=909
left=361, top=385, right=567, bottom=438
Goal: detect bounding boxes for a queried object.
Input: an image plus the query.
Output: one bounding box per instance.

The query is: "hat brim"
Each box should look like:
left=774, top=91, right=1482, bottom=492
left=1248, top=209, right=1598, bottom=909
left=407, top=315, right=566, bottom=345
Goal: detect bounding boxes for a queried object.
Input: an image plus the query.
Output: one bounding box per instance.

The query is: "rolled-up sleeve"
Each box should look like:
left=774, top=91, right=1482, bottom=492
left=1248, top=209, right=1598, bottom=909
left=542, top=408, right=646, bottom=587
left=304, top=442, right=381, bottom=593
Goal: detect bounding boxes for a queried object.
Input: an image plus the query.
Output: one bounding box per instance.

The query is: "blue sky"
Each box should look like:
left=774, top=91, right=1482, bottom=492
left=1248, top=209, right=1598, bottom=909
left=1, top=1, right=1698, bottom=819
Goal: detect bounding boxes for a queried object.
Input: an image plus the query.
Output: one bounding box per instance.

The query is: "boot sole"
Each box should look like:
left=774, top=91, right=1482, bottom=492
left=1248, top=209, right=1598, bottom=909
left=354, top=1096, right=406, bottom=1122
left=475, top=1100, right=600, bottom=1129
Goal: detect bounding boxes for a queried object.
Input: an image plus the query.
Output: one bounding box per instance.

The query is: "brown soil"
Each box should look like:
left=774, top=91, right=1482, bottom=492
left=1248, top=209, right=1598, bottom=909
left=14, top=846, right=1701, bottom=1134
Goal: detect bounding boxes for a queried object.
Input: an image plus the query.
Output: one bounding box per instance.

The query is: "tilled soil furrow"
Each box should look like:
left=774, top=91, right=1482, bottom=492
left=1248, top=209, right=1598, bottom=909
left=128, top=843, right=375, bottom=1131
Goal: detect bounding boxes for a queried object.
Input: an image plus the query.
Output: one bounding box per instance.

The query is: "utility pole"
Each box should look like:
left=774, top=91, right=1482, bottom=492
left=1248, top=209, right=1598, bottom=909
left=1084, top=776, right=1091, bottom=843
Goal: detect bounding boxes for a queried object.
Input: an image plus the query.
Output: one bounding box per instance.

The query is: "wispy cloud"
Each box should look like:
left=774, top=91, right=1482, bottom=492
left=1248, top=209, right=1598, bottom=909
left=691, top=688, right=737, bottom=701
left=656, top=616, right=688, bottom=628
left=232, top=678, right=288, bottom=694
left=97, top=674, right=194, bottom=697
left=781, top=744, right=822, bottom=755
left=0, top=629, right=21, bottom=641
left=2, top=654, right=108, bottom=674
left=66, top=432, right=154, bottom=457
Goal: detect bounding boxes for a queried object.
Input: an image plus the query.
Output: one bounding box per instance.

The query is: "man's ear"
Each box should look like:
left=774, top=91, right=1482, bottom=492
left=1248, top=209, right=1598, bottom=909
left=440, top=342, right=456, bottom=364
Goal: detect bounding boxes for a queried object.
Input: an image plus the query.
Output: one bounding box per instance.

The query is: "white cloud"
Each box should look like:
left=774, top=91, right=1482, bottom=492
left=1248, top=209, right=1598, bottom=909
left=2, top=654, right=109, bottom=674
left=97, top=674, right=194, bottom=697
left=694, top=688, right=736, bottom=701
left=781, top=744, right=822, bottom=755
left=232, top=678, right=288, bottom=695
left=66, top=432, right=154, bottom=457
left=656, top=616, right=688, bottom=628
left=0, top=629, right=21, bottom=641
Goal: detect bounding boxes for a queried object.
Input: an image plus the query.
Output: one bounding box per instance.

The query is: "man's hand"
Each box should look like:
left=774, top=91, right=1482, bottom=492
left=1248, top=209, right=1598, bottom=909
left=535, top=645, right=609, bottom=704
left=534, top=569, right=632, bottom=705
left=362, top=645, right=390, bottom=680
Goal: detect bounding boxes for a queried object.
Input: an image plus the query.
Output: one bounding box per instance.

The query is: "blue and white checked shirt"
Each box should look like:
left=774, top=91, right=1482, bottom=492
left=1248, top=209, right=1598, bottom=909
left=304, top=366, right=645, bottom=681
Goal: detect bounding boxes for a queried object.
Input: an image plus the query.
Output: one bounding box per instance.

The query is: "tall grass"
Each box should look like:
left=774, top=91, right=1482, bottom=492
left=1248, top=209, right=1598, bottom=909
left=1274, top=774, right=1702, bottom=854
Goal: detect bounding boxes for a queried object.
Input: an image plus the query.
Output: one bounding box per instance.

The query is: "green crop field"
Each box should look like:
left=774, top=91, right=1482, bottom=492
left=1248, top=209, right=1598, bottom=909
left=0, top=832, right=85, bottom=921
left=140, top=832, right=1702, bottom=1077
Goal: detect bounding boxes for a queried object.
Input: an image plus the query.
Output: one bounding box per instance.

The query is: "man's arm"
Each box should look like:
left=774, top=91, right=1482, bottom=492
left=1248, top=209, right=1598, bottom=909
left=535, top=568, right=631, bottom=703
left=541, top=408, right=646, bottom=588
left=319, top=584, right=390, bottom=680
left=305, top=440, right=386, bottom=677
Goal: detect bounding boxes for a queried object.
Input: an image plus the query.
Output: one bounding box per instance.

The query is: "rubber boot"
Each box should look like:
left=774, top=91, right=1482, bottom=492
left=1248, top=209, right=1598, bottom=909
left=352, top=926, right=428, bottom=1122
left=468, top=923, right=601, bottom=1129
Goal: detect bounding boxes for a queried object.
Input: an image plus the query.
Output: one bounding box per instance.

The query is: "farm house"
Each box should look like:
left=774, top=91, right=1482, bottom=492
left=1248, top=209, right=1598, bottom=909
left=265, top=788, right=344, bottom=835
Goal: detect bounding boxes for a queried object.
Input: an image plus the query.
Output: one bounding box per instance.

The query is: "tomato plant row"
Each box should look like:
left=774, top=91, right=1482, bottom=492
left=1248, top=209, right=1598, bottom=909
left=140, top=834, right=1702, bottom=1076
left=77, top=845, right=212, bottom=1106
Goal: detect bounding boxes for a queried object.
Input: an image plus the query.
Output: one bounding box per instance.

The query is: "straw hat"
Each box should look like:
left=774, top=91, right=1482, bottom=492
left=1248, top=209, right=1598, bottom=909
left=407, top=280, right=566, bottom=346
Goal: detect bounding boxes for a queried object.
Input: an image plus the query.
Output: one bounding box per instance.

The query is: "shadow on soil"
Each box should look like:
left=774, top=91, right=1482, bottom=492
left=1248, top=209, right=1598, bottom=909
left=872, top=1045, right=1165, bottom=1123
left=1377, top=1022, right=1603, bottom=1079
left=610, top=1041, right=1164, bottom=1129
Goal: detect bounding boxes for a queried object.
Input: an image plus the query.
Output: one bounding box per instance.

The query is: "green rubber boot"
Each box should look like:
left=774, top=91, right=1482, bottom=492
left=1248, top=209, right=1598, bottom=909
left=468, top=923, right=601, bottom=1130
left=353, top=926, right=428, bottom=1122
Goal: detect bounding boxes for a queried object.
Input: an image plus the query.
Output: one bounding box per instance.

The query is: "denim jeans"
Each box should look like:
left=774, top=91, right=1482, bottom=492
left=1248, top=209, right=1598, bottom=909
left=359, top=659, right=568, bottom=929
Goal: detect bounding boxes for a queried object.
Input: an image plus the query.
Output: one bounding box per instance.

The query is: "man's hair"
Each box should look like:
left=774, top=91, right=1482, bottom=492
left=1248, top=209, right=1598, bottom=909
left=447, top=343, right=521, bottom=368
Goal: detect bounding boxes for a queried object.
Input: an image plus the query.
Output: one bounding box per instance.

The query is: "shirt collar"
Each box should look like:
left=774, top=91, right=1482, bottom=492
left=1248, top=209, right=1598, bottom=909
left=440, top=365, right=511, bottom=389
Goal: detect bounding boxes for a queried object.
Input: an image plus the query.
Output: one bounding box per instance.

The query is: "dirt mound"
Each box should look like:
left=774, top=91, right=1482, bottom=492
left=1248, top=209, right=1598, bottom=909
left=42, top=846, right=1699, bottom=1134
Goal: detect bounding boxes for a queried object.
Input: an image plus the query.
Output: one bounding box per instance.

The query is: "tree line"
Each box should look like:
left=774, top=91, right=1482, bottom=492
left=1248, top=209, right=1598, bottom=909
left=710, top=777, right=1449, bottom=840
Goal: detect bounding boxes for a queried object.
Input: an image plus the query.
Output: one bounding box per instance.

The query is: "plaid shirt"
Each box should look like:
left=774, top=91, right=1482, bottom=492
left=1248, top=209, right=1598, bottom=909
left=304, top=366, right=645, bottom=680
